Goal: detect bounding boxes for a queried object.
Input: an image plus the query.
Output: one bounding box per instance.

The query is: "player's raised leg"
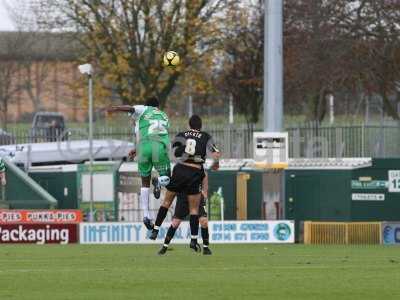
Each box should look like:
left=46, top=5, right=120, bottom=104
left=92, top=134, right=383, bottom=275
left=149, top=161, right=184, bottom=239
left=150, top=189, right=176, bottom=240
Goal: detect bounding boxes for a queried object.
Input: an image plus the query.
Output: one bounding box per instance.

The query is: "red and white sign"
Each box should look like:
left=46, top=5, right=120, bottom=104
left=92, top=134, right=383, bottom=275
left=0, top=210, right=82, bottom=224
left=0, top=224, right=78, bottom=244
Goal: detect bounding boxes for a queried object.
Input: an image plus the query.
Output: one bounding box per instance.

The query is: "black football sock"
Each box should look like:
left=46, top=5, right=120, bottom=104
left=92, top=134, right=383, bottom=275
left=189, top=214, right=199, bottom=242
left=163, top=225, right=177, bottom=247
left=154, top=206, right=168, bottom=229
left=201, top=226, right=209, bottom=247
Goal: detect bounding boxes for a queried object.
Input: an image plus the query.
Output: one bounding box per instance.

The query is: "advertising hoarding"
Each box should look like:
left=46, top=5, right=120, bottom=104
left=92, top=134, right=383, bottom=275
left=0, top=224, right=78, bottom=244
left=80, top=220, right=295, bottom=244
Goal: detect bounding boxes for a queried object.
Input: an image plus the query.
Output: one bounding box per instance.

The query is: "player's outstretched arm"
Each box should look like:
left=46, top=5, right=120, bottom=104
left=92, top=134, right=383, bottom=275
left=106, top=105, right=135, bottom=114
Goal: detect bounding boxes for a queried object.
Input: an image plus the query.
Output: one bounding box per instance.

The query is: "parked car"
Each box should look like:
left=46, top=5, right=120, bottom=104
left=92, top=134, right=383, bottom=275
left=0, top=129, right=16, bottom=145
left=29, top=112, right=68, bottom=143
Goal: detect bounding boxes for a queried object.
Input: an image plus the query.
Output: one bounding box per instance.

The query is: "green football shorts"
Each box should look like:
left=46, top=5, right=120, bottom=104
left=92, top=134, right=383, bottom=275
left=137, top=139, right=171, bottom=178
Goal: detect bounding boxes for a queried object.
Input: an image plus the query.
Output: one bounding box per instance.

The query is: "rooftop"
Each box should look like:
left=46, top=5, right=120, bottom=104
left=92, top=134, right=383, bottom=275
left=0, top=31, right=83, bottom=61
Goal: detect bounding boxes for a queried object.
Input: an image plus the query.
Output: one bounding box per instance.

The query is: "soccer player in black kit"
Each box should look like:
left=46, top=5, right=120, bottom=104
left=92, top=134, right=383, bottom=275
left=149, top=115, right=220, bottom=252
left=158, top=173, right=212, bottom=255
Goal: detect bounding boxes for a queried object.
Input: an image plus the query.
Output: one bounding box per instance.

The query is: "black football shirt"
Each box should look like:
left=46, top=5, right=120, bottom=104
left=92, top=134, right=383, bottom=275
left=172, top=129, right=219, bottom=165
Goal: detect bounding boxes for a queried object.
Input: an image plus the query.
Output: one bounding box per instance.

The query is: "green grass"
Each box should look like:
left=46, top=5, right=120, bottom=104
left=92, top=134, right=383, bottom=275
left=0, top=244, right=399, bottom=300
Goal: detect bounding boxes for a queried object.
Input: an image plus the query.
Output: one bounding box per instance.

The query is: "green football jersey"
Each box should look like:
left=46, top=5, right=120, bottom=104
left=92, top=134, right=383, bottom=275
left=131, top=105, right=170, bottom=144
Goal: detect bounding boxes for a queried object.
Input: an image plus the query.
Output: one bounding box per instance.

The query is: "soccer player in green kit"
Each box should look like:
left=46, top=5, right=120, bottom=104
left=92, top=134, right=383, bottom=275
left=107, top=97, right=171, bottom=230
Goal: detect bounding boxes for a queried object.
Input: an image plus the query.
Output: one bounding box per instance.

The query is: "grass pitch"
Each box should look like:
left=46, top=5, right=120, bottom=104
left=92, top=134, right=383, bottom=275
left=0, top=244, right=399, bottom=300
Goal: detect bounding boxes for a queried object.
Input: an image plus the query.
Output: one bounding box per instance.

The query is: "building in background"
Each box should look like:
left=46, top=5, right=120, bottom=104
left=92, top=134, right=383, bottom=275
left=0, top=31, right=86, bottom=123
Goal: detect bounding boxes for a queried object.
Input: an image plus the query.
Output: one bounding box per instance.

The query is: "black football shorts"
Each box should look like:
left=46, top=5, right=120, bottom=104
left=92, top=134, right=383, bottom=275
left=174, top=193, right=207, bottom=220
left=166, top=163, right=205, bottom=195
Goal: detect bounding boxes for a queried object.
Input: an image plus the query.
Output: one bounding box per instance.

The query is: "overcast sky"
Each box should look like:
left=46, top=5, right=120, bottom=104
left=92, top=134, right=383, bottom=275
left=0, top=0, right=14, bottom=31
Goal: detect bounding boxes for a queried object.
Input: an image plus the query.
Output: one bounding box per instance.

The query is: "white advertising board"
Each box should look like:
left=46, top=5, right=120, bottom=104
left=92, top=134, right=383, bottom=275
left=80, top=220, right=295, bottom=244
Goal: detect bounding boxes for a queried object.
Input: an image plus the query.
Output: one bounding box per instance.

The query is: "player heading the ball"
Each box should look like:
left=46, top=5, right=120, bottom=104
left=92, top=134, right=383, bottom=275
left=107, top=96, right=171, bottom=230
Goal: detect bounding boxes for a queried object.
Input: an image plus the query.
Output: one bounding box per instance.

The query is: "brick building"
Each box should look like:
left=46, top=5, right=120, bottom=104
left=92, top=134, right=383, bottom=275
left=0, top=31, right=87, bottom=124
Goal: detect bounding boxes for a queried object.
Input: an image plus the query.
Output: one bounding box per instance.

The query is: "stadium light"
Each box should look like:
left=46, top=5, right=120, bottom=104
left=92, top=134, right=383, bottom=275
left=78, top=63, right=94, bottom=222
left=78, top=63, right=93, bottom=75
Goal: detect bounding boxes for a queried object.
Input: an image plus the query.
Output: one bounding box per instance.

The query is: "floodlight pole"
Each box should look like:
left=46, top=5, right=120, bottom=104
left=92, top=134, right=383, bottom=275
left=79, top=63, right=94, bottom=222
left=264, top=1, right=285, bottom=222
left=264, top=0, right=283, bottom=132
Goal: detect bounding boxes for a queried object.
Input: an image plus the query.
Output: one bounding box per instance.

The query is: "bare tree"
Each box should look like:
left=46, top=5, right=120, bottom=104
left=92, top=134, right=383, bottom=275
left=342, top=0, right=400, bottom=120
left=36, top=0, right=229, bottom=108
left=283, top=0, right=356, bottom=122
left=283, top=0, right=400, bottom=121
left=218, top=2, right=263, bottom=127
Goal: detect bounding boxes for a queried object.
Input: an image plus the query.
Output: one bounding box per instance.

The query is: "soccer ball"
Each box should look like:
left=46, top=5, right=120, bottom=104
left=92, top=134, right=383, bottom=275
left=163, top=51, right=180, bottom=67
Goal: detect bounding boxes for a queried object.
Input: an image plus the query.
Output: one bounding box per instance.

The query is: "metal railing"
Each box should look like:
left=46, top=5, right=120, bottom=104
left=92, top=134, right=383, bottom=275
left=287, top=124, right=400, bottom=158
left=2, top=123, right=400, bottom=158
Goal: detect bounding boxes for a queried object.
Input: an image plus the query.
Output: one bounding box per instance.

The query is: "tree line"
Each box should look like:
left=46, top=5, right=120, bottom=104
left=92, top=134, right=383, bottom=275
left=1, top=0, right=400, bottom=128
